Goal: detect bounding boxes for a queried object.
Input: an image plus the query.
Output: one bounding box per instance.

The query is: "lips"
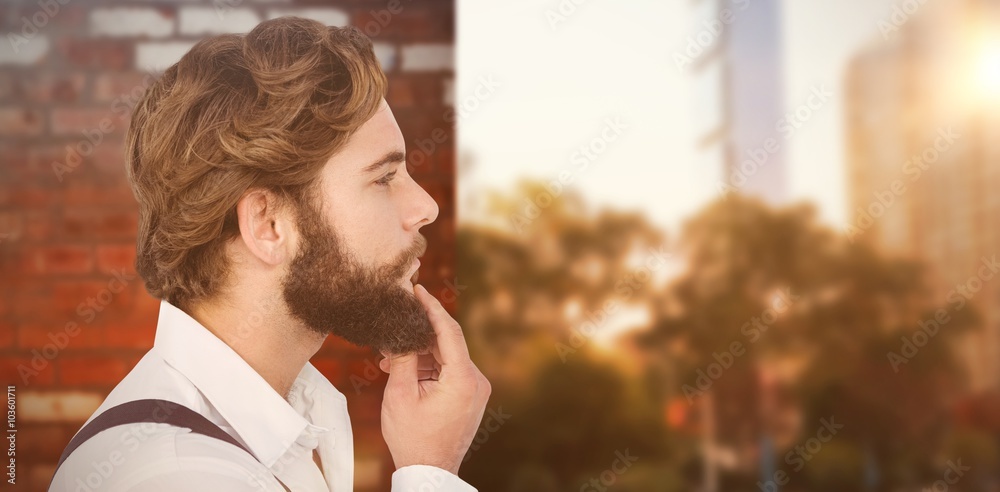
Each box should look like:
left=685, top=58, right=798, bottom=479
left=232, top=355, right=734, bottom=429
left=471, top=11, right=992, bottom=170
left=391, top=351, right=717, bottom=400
left=407, top=259, right=421, bottom=284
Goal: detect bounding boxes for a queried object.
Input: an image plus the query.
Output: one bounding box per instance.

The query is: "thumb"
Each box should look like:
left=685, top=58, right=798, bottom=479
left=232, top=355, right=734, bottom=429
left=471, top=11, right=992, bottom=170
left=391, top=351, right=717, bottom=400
left=384, top=352, right=420, bottom=398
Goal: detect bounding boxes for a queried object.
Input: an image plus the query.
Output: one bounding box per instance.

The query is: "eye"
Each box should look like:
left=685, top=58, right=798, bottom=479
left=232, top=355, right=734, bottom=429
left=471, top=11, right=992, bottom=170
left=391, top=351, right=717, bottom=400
left=375, top=170, right=398, bottom=187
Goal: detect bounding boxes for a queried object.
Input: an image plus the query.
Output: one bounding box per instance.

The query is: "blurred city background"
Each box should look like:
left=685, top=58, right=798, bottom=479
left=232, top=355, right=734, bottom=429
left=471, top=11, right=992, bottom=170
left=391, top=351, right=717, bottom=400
left=1, top=0, right=999, bottom=491
left=456, top=0, right=1000, bottom=491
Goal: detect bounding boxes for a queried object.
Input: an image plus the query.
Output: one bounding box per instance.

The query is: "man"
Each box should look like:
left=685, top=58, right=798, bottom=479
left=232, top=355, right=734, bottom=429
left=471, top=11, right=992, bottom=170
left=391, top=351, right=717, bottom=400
left=49, top=17, right=490, bottom=492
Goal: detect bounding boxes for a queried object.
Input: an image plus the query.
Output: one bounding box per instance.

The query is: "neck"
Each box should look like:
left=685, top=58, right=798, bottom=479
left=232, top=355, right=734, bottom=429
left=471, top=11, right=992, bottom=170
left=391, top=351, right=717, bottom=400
left=185, top=294, right=326, bottom=399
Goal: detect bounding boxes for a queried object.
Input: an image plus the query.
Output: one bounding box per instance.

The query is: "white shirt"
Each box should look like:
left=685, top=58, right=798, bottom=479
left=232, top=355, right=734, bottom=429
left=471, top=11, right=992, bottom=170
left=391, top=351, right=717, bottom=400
left=49, top=301, right=477, bottom=492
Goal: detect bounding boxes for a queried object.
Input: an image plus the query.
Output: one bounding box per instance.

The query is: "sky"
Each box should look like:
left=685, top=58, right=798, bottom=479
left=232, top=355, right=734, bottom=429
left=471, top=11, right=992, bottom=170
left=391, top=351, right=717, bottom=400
left=456, top=0, right=901, bottom=231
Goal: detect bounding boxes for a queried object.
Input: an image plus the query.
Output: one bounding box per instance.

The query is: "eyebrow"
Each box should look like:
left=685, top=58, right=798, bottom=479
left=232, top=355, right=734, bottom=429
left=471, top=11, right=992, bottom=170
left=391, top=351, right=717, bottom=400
left=361, top=150, right=406, bottom=174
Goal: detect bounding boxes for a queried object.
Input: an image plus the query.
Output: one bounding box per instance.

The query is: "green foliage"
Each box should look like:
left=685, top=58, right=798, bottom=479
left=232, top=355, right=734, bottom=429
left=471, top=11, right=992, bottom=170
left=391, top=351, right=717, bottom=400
left=457, top=183, right=982, bottom=490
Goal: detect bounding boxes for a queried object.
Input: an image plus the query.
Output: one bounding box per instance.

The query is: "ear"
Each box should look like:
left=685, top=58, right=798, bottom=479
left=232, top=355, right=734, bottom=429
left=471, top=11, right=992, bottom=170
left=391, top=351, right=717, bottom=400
left=235, top=189, right=294, bottom=266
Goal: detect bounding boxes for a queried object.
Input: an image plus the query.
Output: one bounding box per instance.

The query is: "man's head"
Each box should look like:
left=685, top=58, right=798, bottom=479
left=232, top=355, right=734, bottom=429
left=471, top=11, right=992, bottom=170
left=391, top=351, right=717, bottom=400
left=125, top=17, right=439, bottom=353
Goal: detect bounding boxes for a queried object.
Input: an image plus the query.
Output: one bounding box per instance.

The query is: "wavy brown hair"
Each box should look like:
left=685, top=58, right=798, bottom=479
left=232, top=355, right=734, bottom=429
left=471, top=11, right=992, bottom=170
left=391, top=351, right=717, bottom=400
left=125, top=17, right=388, bottom=307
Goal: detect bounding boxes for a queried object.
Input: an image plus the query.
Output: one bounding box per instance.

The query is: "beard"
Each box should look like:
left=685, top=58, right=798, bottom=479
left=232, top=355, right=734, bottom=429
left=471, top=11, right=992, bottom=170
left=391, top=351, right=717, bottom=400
left=280, top=201, right=434, bottom=354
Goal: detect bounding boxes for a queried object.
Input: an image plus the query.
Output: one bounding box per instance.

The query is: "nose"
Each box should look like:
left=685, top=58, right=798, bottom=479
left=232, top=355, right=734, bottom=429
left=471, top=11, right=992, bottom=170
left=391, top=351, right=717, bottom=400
left=405, top=177, right=440, bottom=232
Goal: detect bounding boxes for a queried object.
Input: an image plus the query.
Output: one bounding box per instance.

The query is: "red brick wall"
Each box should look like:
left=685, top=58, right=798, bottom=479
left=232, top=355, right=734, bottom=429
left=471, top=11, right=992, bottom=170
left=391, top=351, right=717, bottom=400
left=0, top=1, right=455, bottom=490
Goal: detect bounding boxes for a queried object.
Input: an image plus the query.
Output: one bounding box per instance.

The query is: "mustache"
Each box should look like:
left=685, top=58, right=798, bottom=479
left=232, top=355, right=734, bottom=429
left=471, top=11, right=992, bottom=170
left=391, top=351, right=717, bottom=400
left=381, top=234, right=427, bottom=279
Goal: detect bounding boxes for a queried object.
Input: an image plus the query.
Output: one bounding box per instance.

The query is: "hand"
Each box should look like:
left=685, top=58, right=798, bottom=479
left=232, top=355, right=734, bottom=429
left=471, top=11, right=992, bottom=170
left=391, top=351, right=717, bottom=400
left=380, top=284, right=491, bottom=475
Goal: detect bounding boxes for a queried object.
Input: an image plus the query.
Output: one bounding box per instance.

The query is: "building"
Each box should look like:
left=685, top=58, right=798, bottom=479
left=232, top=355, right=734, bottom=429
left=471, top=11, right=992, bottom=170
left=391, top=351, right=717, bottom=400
left=845, top=0, right=1000, bottom=391
left=687, top=0, right=787, bottom=204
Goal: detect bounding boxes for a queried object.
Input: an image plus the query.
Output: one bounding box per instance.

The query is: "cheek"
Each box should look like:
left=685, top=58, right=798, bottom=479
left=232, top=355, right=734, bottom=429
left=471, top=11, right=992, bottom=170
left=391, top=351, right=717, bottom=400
left=328, top=192, right=400, bottom=263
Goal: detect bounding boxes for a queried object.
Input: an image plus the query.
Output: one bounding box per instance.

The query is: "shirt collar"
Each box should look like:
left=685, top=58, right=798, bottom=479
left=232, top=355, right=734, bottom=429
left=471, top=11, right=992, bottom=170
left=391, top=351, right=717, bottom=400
left=153, top=300, right=325, bottom=468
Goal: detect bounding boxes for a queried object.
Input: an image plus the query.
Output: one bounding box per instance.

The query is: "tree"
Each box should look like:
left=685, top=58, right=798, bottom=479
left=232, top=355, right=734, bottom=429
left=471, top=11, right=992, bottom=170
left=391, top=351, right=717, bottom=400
left=457, top=181, right=677, bottom=491
left=640, top=195, right=978, bottom=491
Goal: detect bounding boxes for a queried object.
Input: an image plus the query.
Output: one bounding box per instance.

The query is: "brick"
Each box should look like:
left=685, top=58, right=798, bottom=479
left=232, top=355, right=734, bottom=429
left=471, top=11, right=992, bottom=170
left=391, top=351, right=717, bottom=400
left=2, top=142, right=62, bottom=182
left=343, top=356, right=385, bottom=391
left=20, top=209, right=57, bottom=241
left=373, top=42, right=396, bottom=72
left=179, top=7, right=259, bottom=36
left=0, top=211, right=23, bottom=242
left=45, top=278, right=139, bottom=324
left=0, top=142, right=27, bottom=182
left=393, top=106, right=433, bottom=138
left=48, top=74, right=88, bottom=103
left=353, top=8, right=453, bottom=42
left=95, top=244, right=136, bottom=275
left=0, top=108, right=44, bottom=137
left=0, top=34, right=49, bottom=66
left=19, top=390, right=103, bottom=423
left=0, top=186, right=57, bottom=208
left=136, top=41, right=196, bottom=73
left=86, top=139, right=129, bottom=177
left=0, top=289, right=10, bottom=317
left=387, top=77, right=415, bottom=108
left=50, top=108, right=125, bottom=137
left=122, top=282, right=159, bottom=312
left=405, top=130, right=452, bottom=175
left=401, top=44, right=453, bottom=72
left=61, top=208, right=138, bottom=240
left=0, top=73, right=10, bottom=101
left=47, top=4, right=88, bottom=29
left=0, top=357, right=55, bottom=386
left=30, top=245, right=95, bottom=275
left=89, top=8, right=175, bottom=38
left=411, top=74, right=447, bottom=107
left=429, top=143, right=454, bottom=176
left=442, top=79, right=453, bottom=106
left=19, top=424, right=73, bottom=462
left=127, top=293, right=160, bottom=329
left=346, top=387, right=384, bottom=424
left=0, top=318, right=14, bottom=348
left=17, top=321, right=104, bottom=350
left=28, top=463, right=59, bottom=490
left=63, top=182, right=136, bottom=208
left=123, top=354, right=144, bottom=372
left=310, top=358, right=344, bottom=384
left=93, top=72, right=157, bottom=103
left=0, top=72, right=86, bottom=104
left=48, top=141, right=108, bottom=184
left=9, top=282, right=50, bottom=318
left=45, top=280, right=123, bottom=319
left=58, top=39, right=132, bottom=70
left=322, top=334, right=374, bottom=356
left=266, top=8, right=348, bottom=27
left=104, top=317, right=155, bottom=349
left=59, top=355, right=129, bottom=386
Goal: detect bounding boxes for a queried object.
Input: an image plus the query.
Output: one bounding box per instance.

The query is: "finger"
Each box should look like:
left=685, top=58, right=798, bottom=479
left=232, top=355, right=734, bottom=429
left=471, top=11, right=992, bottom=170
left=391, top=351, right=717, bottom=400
left=380, top=355, right=437, bottom=374
left=414, top=284, right=471, bottom=366
left=417, top=353, right=439, bottom=371
left=384, top=352, right=420, bottom=398
left=417, top=369, right=440, bottom=381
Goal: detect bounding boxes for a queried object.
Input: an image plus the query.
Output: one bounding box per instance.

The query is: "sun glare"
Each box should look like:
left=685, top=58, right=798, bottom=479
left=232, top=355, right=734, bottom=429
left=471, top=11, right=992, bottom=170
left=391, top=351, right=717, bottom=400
left=974, top=38, right=1000, bottom=100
